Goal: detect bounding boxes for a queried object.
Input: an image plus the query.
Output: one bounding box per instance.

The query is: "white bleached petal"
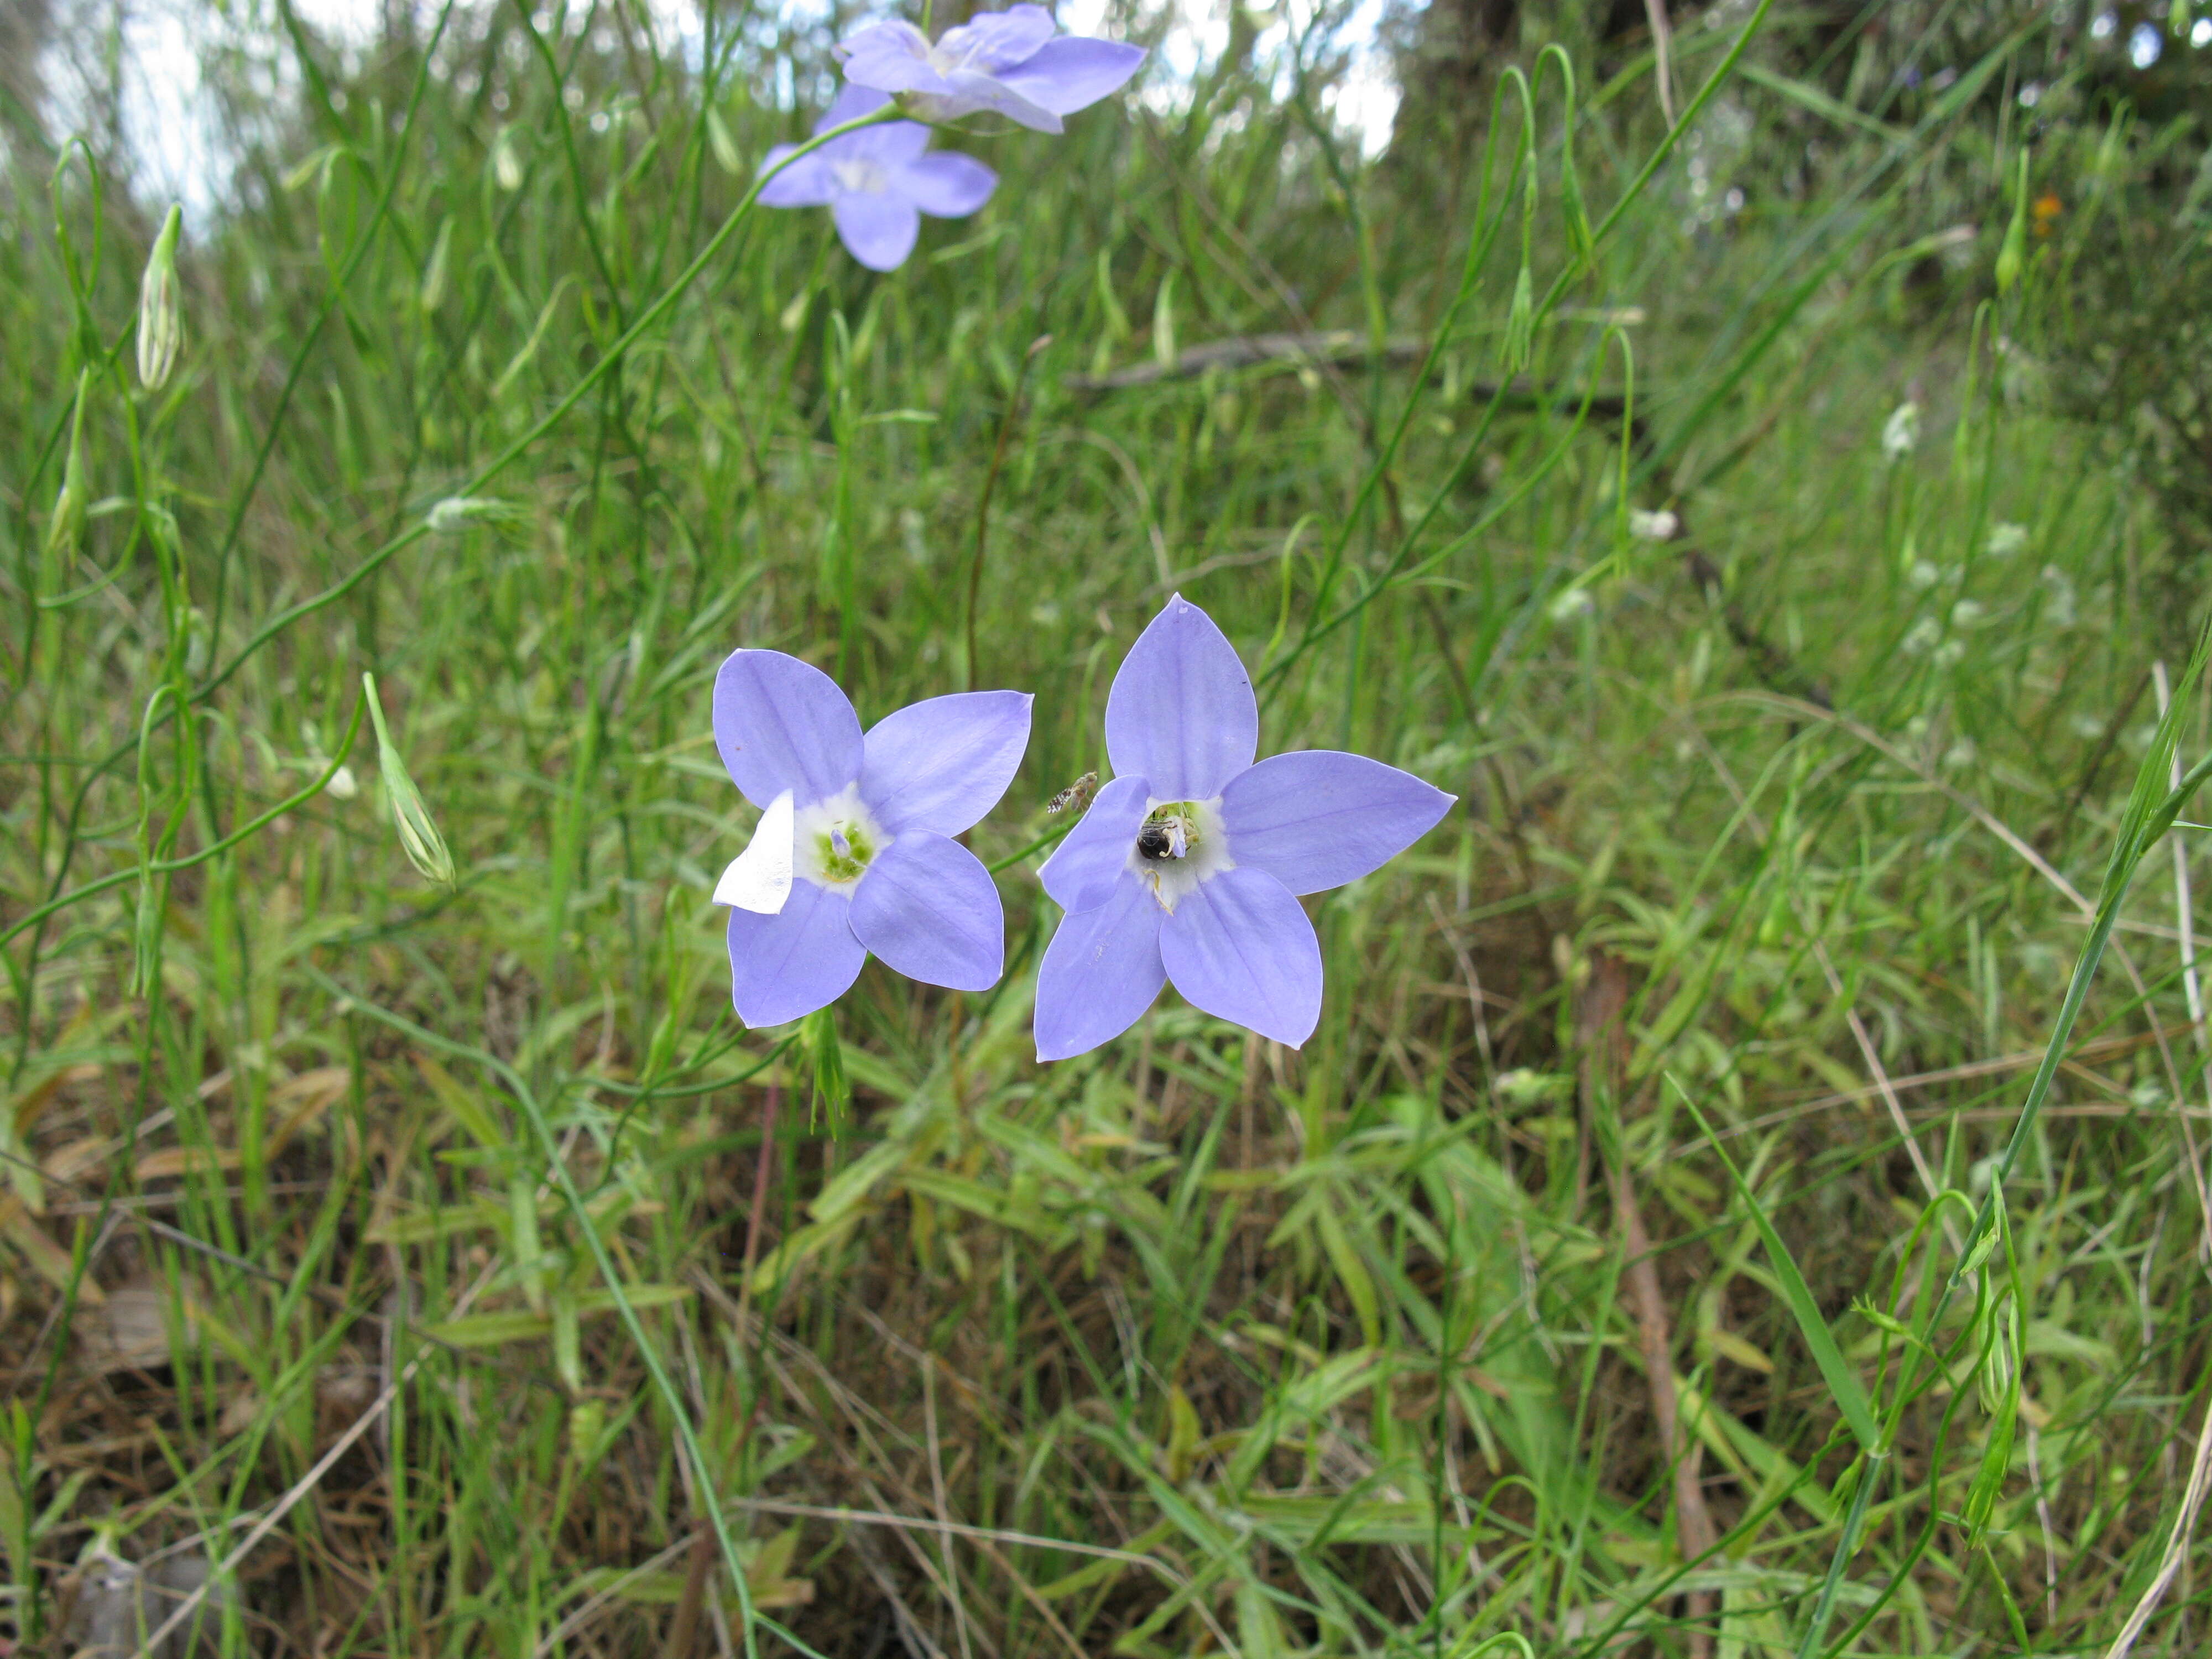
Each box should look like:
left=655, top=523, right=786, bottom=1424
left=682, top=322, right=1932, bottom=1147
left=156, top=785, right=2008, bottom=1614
left=714, top=788, right=795, bottom=914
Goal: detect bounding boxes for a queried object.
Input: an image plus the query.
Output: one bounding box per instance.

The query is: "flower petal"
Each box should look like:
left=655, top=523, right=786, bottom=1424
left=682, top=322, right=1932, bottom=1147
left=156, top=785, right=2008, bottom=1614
left=757, top=144, right=834, bottom=207
left=726, top=881, right=865, bottom=1026
left=917, top=69, right=1063, bottom=133
left=1037, top=774, right=1149, bottom=913
left=1159, top=868, right=1321, bottom=1047
left=849, top=833, right=1004, bottom=992
left=713, top=787, right=794, bottom=914
left=1219, top=751, right=1455, bottom=895
left=998, top=38, right=1147, bottom=115
left=1104, top=594, right=1258, bottom=801
left=938, top=4, right=1058, bottom=72
left=834, top=20, right=946, bottom=92
left=713, top=649, right=863, bottom=808
left=858, top=691, right=1033, bottom=836
left=847, top=121, right=933, bottom=164
left=816, top=82, right=895, bottom=131
left=1034, top=874, right=1166, bottom=1061
left=832, top=194, right=922, bottom=270
left=898, top=153, right=998, bottom=218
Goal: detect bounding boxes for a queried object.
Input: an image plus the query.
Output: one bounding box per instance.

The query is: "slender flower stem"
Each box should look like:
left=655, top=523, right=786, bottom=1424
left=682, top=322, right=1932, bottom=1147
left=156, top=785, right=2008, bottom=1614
left=199, top=102, right=904, bottom=707
left=0, top=691, right=367, bottom=951
left=14, top=107, right=908, bottom=951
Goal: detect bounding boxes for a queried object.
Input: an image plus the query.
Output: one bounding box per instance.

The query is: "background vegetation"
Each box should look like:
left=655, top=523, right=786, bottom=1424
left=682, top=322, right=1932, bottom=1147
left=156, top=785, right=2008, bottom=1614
left=7, top=0, right=2212, bottom=1652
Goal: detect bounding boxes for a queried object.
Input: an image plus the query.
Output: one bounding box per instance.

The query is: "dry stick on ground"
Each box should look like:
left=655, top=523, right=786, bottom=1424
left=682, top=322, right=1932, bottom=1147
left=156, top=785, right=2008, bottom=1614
left=1580, top=950, right=1718, bottom=1659
left=1066, top=337, right=1832, bottom=711
left=1129, top=117, right=1378, bottom=440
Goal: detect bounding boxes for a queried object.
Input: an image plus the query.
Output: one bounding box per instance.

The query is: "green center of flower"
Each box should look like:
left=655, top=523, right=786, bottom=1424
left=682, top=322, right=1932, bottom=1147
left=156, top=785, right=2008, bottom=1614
left=813, top=820, right=877, bottom=885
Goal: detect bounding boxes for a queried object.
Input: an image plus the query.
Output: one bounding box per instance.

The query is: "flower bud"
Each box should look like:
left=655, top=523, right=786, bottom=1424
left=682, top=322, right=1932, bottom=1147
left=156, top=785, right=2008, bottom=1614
left=568, top=1397, right=607, bottom=1464
left=426, top=495, right=525, bottom=535
left=364, top=673, right=457, bottom=886
left=131, top=870, right=163, bottom=999
left=1502, top=264, right=1534, bottom=375
left=46, top=369, right=92, bottom=568
left=1995, top=151, right=2028, bottom=298
left=1881, top=401, right=1920, bottom=462
left=137, top=204, right=184, bottom=392
left=706, top=107, right=742, bottom=177
left=419, top=218, right=453, bottom=314
left=492, top=126, right=525, bottom=191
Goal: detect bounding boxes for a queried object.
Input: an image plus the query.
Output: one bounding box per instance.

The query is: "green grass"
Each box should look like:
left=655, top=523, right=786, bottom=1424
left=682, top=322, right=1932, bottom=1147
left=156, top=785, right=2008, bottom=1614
left=6, top=2, right=2212, bottom=1654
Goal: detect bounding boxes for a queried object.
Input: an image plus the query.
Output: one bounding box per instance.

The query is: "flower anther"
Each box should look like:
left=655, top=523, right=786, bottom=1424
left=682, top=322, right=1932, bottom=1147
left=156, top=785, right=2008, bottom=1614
left=795, top=786, right=885, bottom=892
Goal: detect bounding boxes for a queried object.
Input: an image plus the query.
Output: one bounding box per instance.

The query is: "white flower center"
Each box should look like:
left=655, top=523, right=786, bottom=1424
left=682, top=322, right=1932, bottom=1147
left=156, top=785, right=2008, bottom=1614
left=926, top=30, right=993, bottom=75
left=1128, top=795, right=1233, bottom=913
left=794, top=785, right=887, bottom=895
left=830, top=157, right=888, bottom=196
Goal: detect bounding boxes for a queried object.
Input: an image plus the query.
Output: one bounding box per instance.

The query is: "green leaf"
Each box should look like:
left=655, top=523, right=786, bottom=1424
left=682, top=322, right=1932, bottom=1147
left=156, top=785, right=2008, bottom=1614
left=1672, top=1078, right=1881, bottom=1455
left=421, top=1283, right=691, bottom=1349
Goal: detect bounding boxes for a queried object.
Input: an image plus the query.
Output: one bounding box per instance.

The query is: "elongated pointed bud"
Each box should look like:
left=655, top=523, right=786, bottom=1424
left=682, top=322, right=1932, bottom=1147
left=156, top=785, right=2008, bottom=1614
left=364, top=672, right=457, bottom=886
left=1502, top=264, right=1535, bottom=375
left=130, top=870, right=162, bottom=999
left=1152, top=272, right=1177, bottom=372
left=568, top=1397, right=607, bottom=1465
left=801, top=1006, right=848, bottom=1126
left=1995, top=150, right=2028, bottom=297
left=492, top=126, right=525, bottom=191
left=46, top=369, right=92, bottom=568
left=2174, top=1, right=2192, bottom=38
left=1560, top=162, right=1594, bottom=265
left=419, top=218, right=453, bottom=314
left=137, top=204, right=184, bottom=392
left=706, top=107, right=742, bottom=177
left=426, top=495, right=527, bottom=535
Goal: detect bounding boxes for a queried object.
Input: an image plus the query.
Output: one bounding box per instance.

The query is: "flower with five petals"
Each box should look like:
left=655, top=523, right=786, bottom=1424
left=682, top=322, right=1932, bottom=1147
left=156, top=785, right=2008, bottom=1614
left=1033, top=596, right=1454, bottom=1060
left=836, top=4, right=1146, bottom=134
left=758, top=86, right=999, bottom=272
left=711, top=650, right=1031, bottom=1026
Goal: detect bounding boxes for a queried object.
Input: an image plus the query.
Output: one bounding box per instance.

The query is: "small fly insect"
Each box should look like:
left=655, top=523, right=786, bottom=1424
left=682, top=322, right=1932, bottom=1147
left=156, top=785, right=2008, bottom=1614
left=1045, top=771, right=1098, bottom=814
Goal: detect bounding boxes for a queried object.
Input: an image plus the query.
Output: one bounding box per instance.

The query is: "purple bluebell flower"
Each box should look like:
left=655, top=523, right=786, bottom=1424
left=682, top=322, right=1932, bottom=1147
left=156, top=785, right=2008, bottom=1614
left=836, top=4, right=1146, bottom=135
left=712, top=649, right=1032, bottom=1026
left=1033, top=596, right=1454, bottom=1060
left=758, top=85, right=998, bottom=271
